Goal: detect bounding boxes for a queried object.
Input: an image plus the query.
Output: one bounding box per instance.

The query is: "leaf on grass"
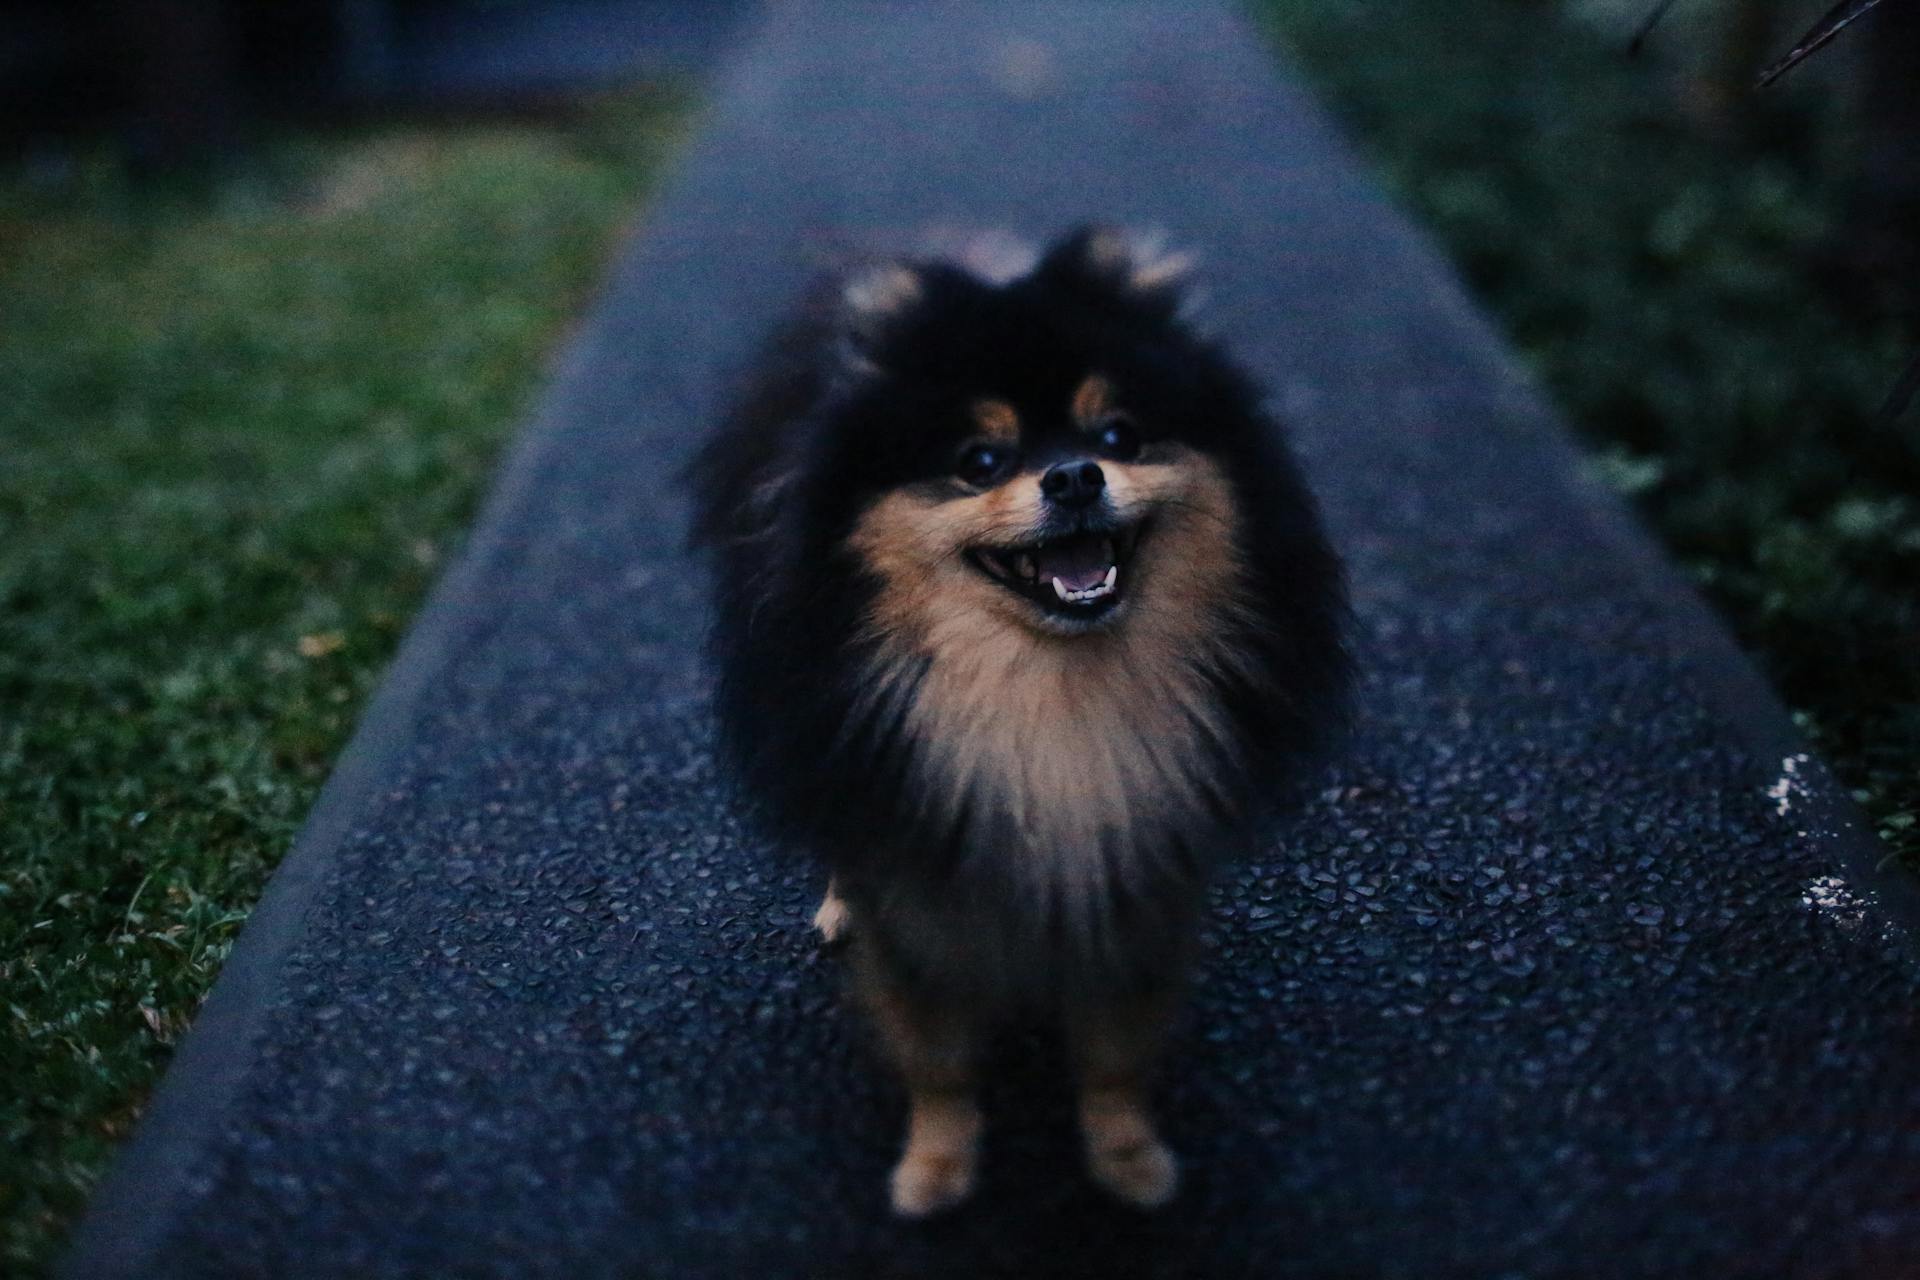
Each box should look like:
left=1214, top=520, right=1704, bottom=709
left=1758, top=0, right=1891, bottom=87
left=297, top=630, right=346, bottom=658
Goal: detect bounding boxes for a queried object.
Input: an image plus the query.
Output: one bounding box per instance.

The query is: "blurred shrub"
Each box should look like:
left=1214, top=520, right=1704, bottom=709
left=1259, top=0, right=1919, bottom=862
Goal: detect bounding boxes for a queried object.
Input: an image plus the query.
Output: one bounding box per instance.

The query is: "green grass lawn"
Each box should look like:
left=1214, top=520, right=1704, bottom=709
left=0, top=89, right=687, bottom=1274
left=1258, top=0, right=1920, bottom=866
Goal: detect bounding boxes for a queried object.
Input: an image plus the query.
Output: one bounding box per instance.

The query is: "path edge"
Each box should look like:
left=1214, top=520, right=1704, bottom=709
left=51, top=37, right=761, bottom=1279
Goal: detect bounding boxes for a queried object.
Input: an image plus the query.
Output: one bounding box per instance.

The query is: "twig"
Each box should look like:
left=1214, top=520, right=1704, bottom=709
left=1758, top=0, right=1890, bottom=87
left=119, top=872, right=154, bottom=941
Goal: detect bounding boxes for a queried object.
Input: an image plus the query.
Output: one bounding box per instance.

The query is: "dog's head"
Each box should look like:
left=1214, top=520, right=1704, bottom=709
left=831, top=227, right=1257, bottom=646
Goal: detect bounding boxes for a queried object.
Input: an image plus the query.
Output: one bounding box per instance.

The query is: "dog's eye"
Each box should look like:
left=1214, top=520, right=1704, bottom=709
left=1093, top=415, right=1141, bottom=463
left=956, top=443, right=1016, bottom=487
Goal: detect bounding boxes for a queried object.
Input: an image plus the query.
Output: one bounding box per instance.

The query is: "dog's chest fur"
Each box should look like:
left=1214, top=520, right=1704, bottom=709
left=903, top=623, right=1217, bottom=863
left=840, top=460, right=1261, bottom=985
left=862, top=554, right=1251, bottom=927
left=855, top=609, right=1240, bottom=997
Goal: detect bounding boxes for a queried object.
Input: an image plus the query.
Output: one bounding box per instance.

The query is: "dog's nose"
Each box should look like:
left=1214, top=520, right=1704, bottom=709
left=1041, top=459, right=1105, bottom=508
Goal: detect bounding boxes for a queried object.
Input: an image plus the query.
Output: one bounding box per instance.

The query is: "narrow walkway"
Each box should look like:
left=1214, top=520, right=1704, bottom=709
left=67, top=3, right=1920, bottom=1277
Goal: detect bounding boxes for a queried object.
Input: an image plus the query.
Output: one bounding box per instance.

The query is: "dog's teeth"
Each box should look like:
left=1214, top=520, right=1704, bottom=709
left=1015, top=553, right=1036, bottom=581
left=1052, top=577, right=1070, bottom=601
left=1103, top=565, right=1118, bottom=590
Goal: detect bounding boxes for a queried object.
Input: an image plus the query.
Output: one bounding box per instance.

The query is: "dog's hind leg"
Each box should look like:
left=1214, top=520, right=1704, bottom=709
left=1068, top=992, right=1181, bottom=1209
left=848, top=943, right=983, bottom=1217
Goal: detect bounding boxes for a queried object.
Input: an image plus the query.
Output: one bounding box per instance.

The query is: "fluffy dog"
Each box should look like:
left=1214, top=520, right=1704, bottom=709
left=691, top=227, right=1350, bottom=1216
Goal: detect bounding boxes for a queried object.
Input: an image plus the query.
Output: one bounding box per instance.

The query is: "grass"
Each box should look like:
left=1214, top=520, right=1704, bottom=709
left=0, top=89, right=688, bottom=1275
left=4, top=10, right=1917, bottom=1269
left=1256, top=0, right=1920, bottom=866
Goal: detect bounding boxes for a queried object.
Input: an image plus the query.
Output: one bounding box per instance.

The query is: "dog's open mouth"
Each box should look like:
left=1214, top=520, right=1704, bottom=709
left=968, top=523, right=1145, bottom=619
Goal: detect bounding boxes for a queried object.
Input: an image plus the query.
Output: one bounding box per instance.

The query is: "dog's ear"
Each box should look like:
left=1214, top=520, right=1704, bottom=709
left=1032, top=226, right=1195, bottom=324
left=838, top=261, right=926, bottom=367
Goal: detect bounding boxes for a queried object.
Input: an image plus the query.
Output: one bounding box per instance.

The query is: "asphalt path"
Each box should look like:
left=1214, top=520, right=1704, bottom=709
left=66, top=3, right=1920, bottom=1276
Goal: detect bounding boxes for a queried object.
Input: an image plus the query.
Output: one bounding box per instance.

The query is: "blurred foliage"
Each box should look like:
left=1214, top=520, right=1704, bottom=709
left=0, top=87, right=688, bottom=1275
left=1256, top=0, right=1919, bottom=864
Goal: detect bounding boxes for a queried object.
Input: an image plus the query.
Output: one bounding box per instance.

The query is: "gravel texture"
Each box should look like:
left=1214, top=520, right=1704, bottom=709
left=66, top=3, right=1920, bottom=1277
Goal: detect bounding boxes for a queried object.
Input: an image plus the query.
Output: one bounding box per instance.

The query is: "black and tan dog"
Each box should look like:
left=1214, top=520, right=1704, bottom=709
left=691, top=227, right=1350, bottom=1216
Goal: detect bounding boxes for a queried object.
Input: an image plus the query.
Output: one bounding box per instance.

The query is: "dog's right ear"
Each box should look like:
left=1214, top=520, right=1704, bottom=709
left=839, top=261, right=925, bottom=368
left=1032, top=226, right=1195, bottom=325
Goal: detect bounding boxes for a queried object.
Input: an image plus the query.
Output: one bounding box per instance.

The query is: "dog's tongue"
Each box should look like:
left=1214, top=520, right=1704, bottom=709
left=1035, top=534, right=1113, bottom=593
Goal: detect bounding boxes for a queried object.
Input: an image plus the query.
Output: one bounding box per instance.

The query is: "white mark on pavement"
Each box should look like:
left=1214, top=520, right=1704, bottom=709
left=1766, top=753, right=1810, bottom=819
left=1800, top=875, right=1872, bottom=935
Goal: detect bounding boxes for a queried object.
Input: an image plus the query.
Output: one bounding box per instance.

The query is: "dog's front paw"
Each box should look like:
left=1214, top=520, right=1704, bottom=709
left=1088, top=1137, right=1179, bottom=1209
left=812, top=889, right=852, bottom=945
left=889, top=1147, right=977, bottom=1217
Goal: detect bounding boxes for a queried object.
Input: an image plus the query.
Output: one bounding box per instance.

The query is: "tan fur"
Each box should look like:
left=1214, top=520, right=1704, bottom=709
left=970, top=399, right=1021, bottom=443
left=1070, top=374, right=1115, bottom=427
left=914, top=227, right=1040, bottom=285
left=1070, top=994, right=1182, bottom=1208
left=812, top=877, right=852, bottom=944
left=845, top=448, right=1252, bottom=919
left=1079, top=1089, right=1178, bottom=1207
left=842, top=263, right=922, bottom=321
left=1083, top=227, right=1195, bottom=293
left=849, top=941, right=985, bottom=1216
left=890, top=1091, right=983, bottom=1217
left=842, top=389, right=1250, bottom=1215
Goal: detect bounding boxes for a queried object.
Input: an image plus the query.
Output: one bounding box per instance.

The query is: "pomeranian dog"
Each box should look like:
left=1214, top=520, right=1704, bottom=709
left=691, top=227, right=1350, bottom=1216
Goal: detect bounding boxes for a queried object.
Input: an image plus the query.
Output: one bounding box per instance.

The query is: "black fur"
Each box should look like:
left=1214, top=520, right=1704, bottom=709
left=690, top=228, right=1351, bottom=1009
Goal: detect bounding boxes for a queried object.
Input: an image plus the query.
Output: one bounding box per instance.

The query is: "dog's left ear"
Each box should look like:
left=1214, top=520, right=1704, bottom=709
left=839, top=261, right=926, bottom=365
left=1032, top=226, right=1195, bottom=324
